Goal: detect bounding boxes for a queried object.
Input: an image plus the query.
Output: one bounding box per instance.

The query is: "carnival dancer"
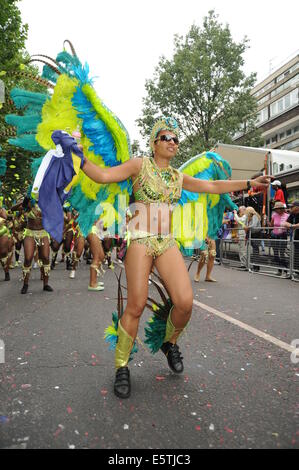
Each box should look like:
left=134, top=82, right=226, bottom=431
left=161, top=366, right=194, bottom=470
left=5, top=210, right=15, bottom=270
left=21, top=196, right=53, bottom=294
left=69, top=211, right=85, bottom=279
left=79, top=117, right=271, bottom=398
left=0, top=203, right=11, bottom=281
left=50, top=207, right=71, bottom=270
left=86, top=219, right=106, bottom=291
left=194, top=237, right=218, bottom=282
left=12, top=207, right=26, bottom=267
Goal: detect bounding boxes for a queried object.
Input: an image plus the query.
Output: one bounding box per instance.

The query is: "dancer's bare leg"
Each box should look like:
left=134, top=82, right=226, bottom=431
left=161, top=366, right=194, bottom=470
left=64, top=231, right=73, bottom=269
left=38, top=237, right=52, bottom=289
left=22, top=237, right=35, bottom=293
left=194, top=253, right=205, bottom=282
left=8, top=237, right=14, bottom=269
left=87, top=234, right=105, bottom=288
left=205, top=240, right=217, bottom=282
left=154, top=245, right=193, bottom=333
left=0, top=235, right=10, bottom=280
left=113, top=242, right=153, bottom=398
left=70, top=236, right=85, bottom=278
left=51, top=239, right=61, bottom=269
left=121, top=242, right=153, bottom=339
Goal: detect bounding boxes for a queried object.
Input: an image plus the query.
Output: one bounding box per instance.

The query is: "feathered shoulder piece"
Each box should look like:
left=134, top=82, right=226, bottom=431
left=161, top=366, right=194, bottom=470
left=5, top=40, right=132, bottom=237
left=172, top=151, right=237, bottom=255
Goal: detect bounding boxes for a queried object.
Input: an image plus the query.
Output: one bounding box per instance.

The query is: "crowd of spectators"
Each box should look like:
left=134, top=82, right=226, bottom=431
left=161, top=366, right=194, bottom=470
left=216, top=179, right=299, bottom=279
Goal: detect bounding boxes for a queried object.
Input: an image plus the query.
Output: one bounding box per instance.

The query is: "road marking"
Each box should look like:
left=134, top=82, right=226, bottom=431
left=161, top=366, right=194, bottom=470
left=193, top=299, right=295, bottom=353
left=116, top=262, right=296, bottom=354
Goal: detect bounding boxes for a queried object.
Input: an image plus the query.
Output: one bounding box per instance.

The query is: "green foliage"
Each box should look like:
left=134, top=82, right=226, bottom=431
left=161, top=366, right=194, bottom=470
left=0, top=0, right=28, bottom=67
left=137, top=10, right=263, bottom=167
left=0, top=0, right=47, bottom=204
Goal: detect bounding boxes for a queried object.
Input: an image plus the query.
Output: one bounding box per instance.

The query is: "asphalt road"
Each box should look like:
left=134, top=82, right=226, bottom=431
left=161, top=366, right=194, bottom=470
left=0, top=257, right=298, bottom=449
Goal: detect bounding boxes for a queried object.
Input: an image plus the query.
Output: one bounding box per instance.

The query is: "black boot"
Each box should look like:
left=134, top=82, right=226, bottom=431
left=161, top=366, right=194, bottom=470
left=161, top=342, right=184, bottom=374
left=66, top=257, right=72, bottom=270
left=114, top=366, right=131, bottom=399
left=5, top=272, right=10, bottom=281
left=51, top=254, right=57, bottom=270
left=43, top=285, right=53, bottom=292
left=21, top=283, right=28, bottom=294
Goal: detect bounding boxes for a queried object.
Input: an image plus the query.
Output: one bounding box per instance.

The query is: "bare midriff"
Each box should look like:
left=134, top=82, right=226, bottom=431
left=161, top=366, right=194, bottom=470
left=27, top=206, right=43, bottom=231
left=128, top=202, right=173, bottom=236
left=129, top=157, right=183, bottom=237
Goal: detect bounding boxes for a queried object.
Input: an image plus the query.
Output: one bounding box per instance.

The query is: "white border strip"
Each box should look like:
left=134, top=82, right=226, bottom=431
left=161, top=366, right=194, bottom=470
left=193, top=299, right=295, bottom=353
left=117, top=262, right=296, bottom=354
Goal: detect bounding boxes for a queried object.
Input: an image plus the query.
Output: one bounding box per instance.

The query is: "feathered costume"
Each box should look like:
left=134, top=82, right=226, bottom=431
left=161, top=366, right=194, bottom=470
left=5, top=42, right=237, bottom=372
left=5, top=41, right=132, bottom=242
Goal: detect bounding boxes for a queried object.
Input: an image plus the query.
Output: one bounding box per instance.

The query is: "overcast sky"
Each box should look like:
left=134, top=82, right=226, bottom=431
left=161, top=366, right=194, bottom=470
left=19, top=0, right=299, bottom=147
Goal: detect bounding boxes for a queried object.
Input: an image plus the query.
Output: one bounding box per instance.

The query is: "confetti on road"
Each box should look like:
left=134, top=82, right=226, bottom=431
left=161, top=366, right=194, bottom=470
left=195, top=426, right=201, bottom=431
left=209, top=424, right=215, bottom=431
left=0, top=416, right=9, bottom=423
left=21, top=384, right=31, bottom=389
left=156, top=376, right=165, bottom=381
left=54, top=424, right=65, bottom=438
left=224, top=427, right=233, bottom=433
left=67, top=407, right=72, bottom=414
left=123, top=424, right=129, bottom=430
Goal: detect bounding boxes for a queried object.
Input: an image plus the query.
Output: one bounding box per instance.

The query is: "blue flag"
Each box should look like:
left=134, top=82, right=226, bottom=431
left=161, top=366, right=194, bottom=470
left=32, top=131, right=84, bottom=242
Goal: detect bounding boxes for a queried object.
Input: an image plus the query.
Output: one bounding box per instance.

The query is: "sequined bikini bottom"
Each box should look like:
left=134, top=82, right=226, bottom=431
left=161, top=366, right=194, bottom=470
left=130, top=230, right=177, bottom=259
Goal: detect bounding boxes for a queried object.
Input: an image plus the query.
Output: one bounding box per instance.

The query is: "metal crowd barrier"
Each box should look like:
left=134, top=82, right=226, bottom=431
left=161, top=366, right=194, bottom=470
left=220, top=227, right=299, bottom=281
left=220, top=227, right=247, bottom=269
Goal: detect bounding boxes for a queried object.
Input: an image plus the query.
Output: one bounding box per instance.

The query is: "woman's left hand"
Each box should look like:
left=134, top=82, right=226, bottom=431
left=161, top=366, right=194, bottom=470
left=251, top=175, right=272, bottom=189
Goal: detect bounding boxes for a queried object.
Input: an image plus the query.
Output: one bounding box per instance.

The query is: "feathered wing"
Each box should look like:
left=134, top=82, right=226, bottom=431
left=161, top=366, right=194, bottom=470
left=173, top=151, right=237, bottom=255
left=5, top=44, right=132, bottom=237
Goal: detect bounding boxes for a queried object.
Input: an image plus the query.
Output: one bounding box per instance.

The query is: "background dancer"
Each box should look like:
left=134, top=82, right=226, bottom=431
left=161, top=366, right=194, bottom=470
left=0, top=202, right=11, bottom=281
left=21, top=196, right=53, bottom=294
left=69, top=212, right=85, bottom=279
left=86, top=220, right=106, bottom=291
left=194, top=237, right=218, bottom=283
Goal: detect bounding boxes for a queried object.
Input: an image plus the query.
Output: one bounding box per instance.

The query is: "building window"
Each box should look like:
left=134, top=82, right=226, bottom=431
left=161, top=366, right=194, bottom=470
left=279, top=132, right=285, bottom=140
left=257, top=107, right=268, bottom=124
left=253, top=80, right=275, bottom=98
left=257, top=94, right=269, bottom=106
left=281, top=138, right=299, bottom=150
left=266, top=139, right=270, bottom=145
left=271, top=135, right=277, bottom=143
left=286, top=129, right=292, bottom=136
left=270, top=88, right=299, bottom=118
left=271, top=74, right=299, bottom=98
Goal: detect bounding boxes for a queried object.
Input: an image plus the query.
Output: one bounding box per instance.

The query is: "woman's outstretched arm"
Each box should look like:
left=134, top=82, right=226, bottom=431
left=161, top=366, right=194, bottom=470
left=81, top=157, right=142, bottom=184
left=182, top=174, right=271, bottom=194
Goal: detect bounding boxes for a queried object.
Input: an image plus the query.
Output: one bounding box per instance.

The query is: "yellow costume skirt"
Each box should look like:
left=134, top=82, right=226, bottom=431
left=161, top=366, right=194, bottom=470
left=23, top=228, right=50, bottom=245
left=129, top=230, right=177, bottom=259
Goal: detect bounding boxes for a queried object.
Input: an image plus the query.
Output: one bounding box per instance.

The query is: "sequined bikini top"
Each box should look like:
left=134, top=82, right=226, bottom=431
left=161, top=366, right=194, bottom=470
left=27, top=205, right=42, bottom=220
left=133, top=157, right=183, bottom=205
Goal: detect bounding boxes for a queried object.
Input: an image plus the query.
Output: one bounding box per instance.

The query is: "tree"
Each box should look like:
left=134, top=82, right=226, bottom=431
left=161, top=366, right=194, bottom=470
left=137, top=10, right=263, bottom=168
left=0, top=0, right=47, bottom=204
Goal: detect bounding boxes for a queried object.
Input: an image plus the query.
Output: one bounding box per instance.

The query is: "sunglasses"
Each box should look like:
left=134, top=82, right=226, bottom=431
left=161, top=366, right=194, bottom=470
left=155, top=134, right=179, bottom=145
